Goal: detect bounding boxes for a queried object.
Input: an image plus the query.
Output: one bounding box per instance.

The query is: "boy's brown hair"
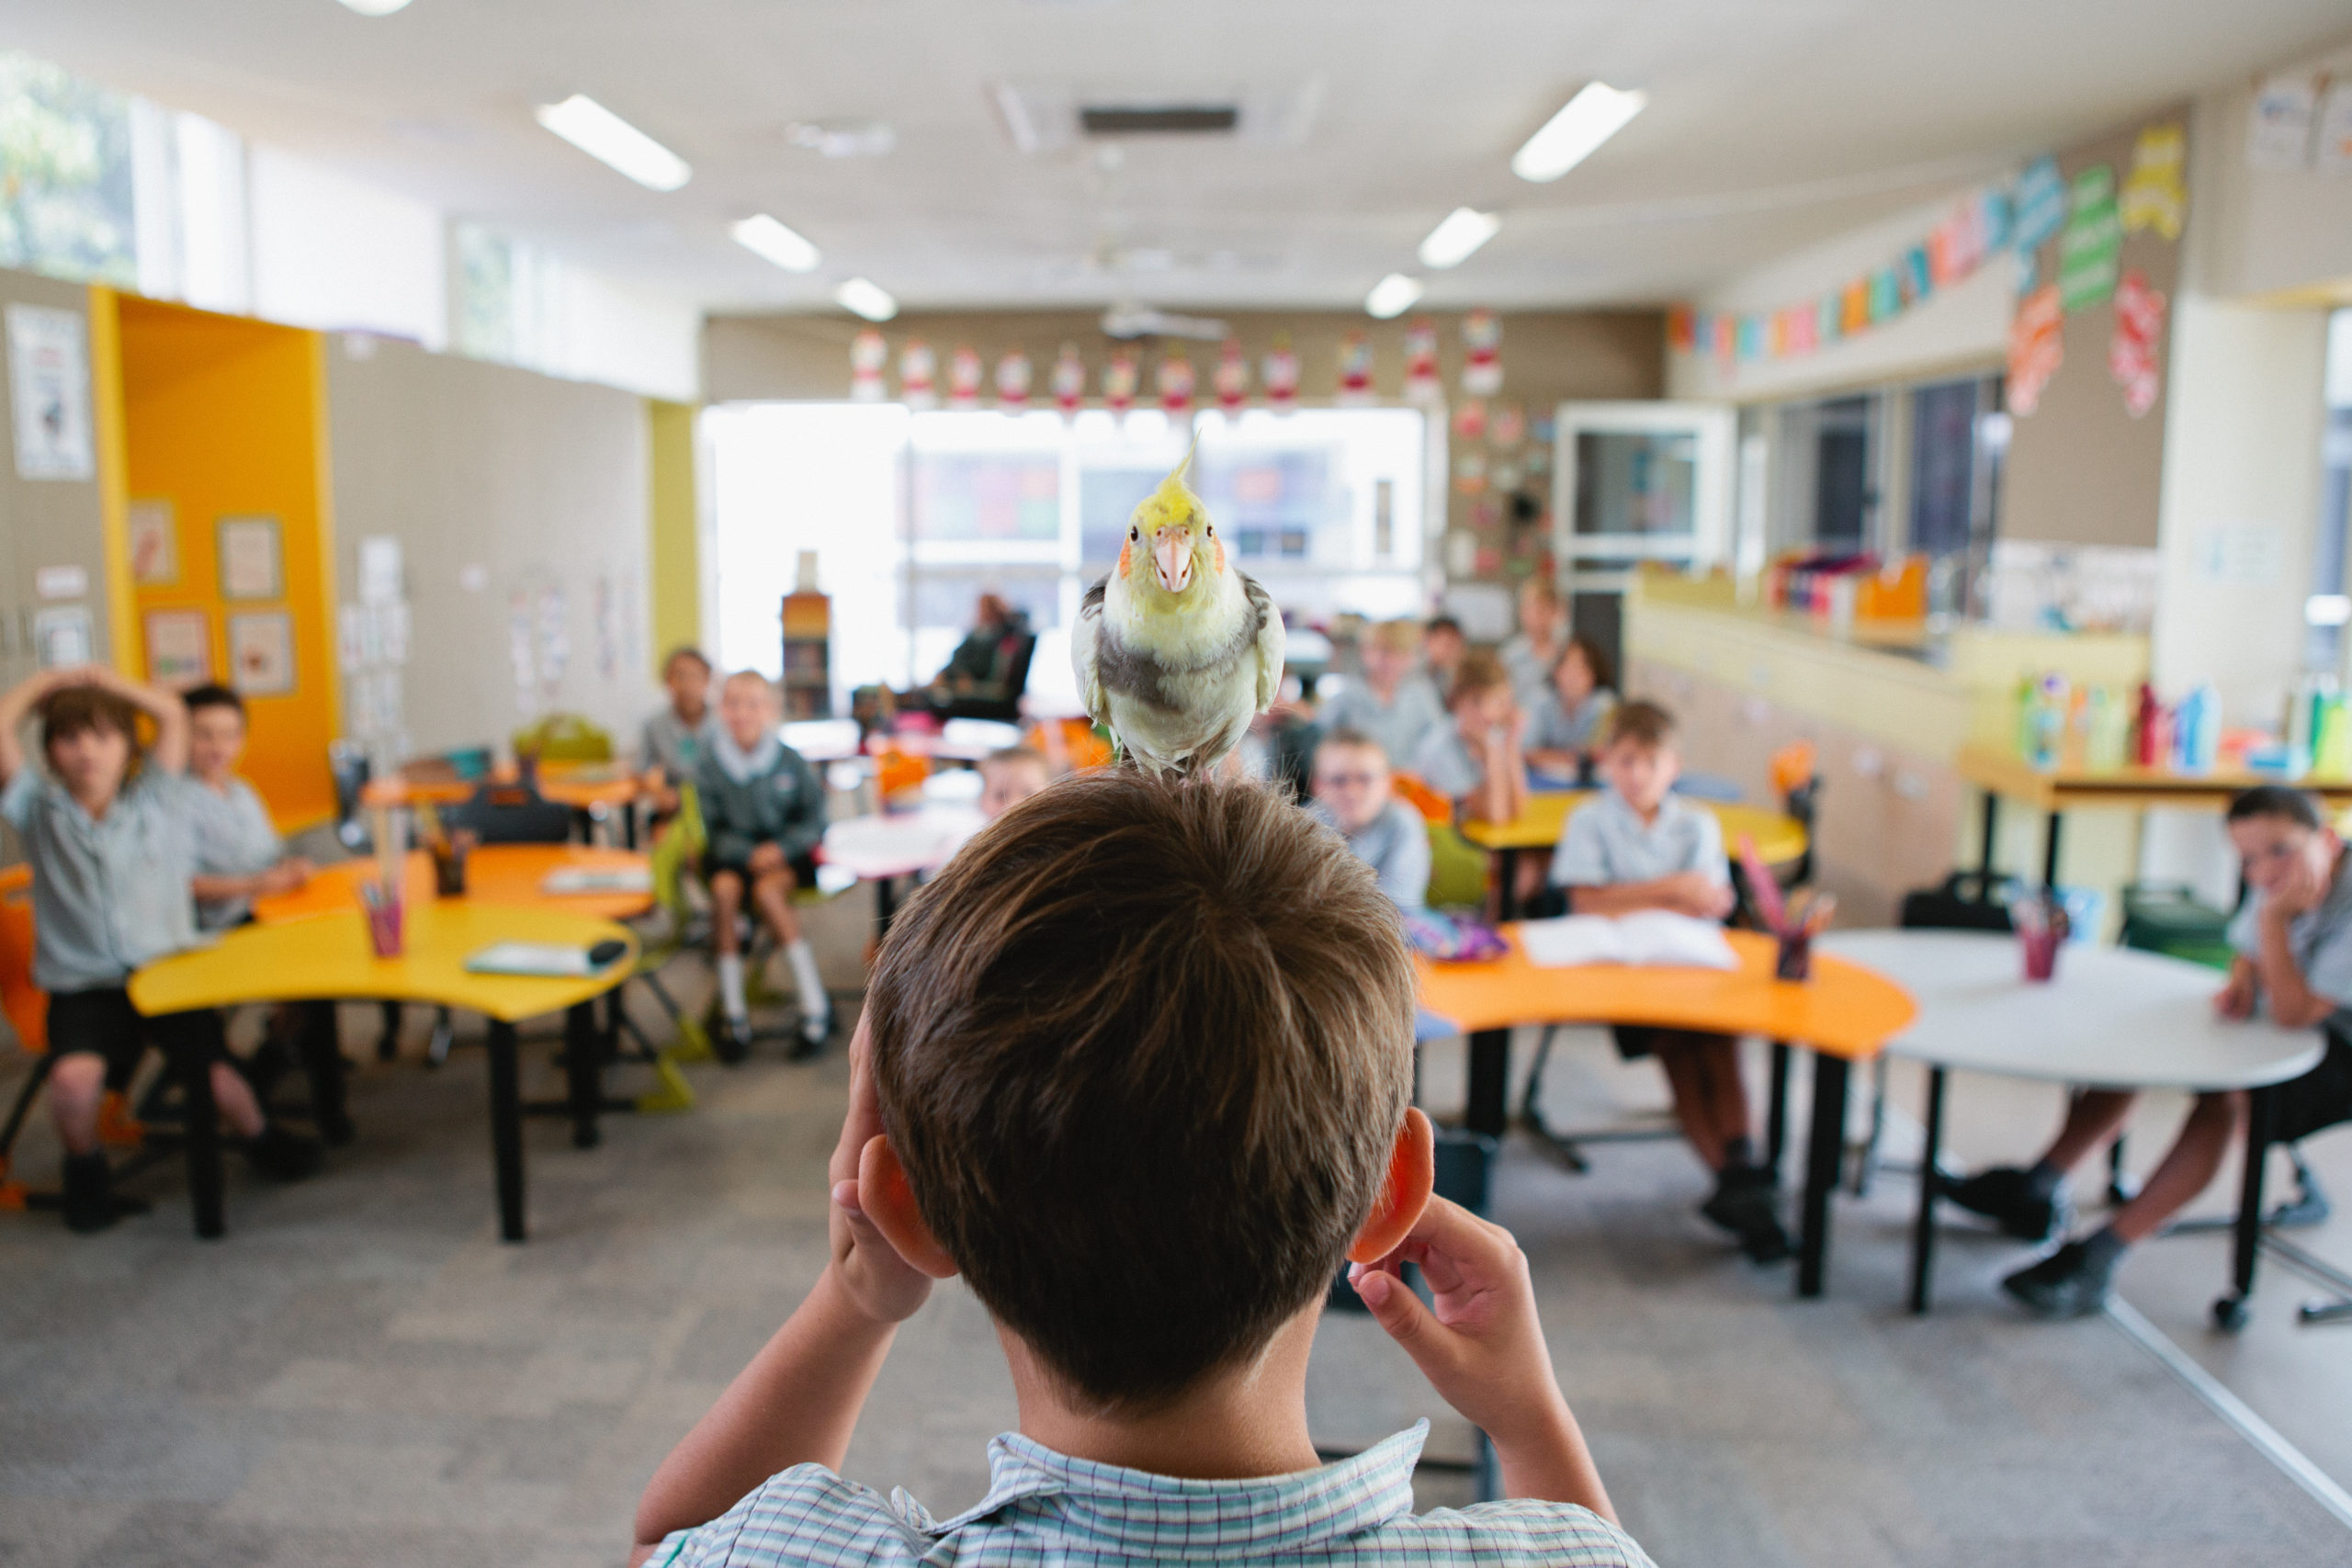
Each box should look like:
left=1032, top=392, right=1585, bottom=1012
left=40, top=685, right=141, bottom=761
left=865, top=771, right=1416, bottom=1412
left=1447, top=649, right=1510, bottom=707
left=1606, top=698, right=1678, bottom=750
left=978, top=744, right=1048, bottom=777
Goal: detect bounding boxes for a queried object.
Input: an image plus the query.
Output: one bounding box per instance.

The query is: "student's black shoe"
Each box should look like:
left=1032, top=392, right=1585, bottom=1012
left=789, top=1010, right=834, bottom=1062
left=239, top=1035, right=297, bottom=1102
left=715, top=1017, right=753, bottom=1066
left=243, top=1123, right=325, bottom=1182
left=316, top=1111, right=358, bottom=1149
left=1945, top=1166, right=2063, bottom=1241
left=1701, top=1166, right=1792, bottom=1263
left=60, top=1152, right=150, bottom=1234
left=2001, top=1240, right=2117, bottom=1318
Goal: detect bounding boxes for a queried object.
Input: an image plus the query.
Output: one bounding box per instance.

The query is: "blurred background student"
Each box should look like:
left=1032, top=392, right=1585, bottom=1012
left=1525, top=636, right=1621, bottom=784
left=1307, top=728, right=1429, bottom=910
left=977, top=745, right=1051, bottom=820
left=1409, top=651, right=1530, bottom=911
left=639, top=647, right=716, bottom=818
left=1500, top=580, right=1567, bottom=708
left=1322, top=619, right=1445, bottom=768
left=1422, top=615, right=1467, bottom=701
left=183, top=684, right=313, bottom=931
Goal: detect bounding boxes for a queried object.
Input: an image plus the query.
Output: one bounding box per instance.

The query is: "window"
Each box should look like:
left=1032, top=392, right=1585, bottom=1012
left=1906, top=374, right=2006, bottom=618
left=0, top=51, right=137, bottom=288
left=1770, top=393, right=1885, bottom=556
left=2306, top=309, right=2352, bottom=672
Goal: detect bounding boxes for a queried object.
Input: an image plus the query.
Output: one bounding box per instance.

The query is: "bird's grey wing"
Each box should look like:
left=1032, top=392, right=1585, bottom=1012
left=1072, top=576, right=1109, bottom=722
left=1243, top=573, right=1285, bottom=712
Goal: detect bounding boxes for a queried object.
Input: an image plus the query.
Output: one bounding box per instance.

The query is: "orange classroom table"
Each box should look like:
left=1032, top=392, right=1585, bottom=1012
left=254, top=845, right=655, bottom=925
left=1418, top=927, right=1917, bottom=1298
left=360, top=766, right=647, bottom=841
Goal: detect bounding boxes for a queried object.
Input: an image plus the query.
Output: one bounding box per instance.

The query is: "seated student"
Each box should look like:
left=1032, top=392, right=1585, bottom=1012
left=696, top=671, right=831, bottom=1059
left=0, top=666, right=320, bottom=1232
left=631, top=771, right=1651, bottom=1568
left=1549, top=701, right=1790, bottom=1262
left=976, top=744, right=1051, bottom=820
left=1408, top=649, right=1529, bottom=830
left=1308, top=728, right=1430, bottom=910
left=182, top=684, right=313, bottom=931
left=1423, top=613, right=1467, bottom=700
left=1525, top=636, right=1621, bottom=782
left=1955, top=784, right=2346, bottom=1317
left=639, top=647, right=718, bottom=816
left=1499, top=578, right=1567, bottom=707
left=1321, top=618, right=1446, bottom=768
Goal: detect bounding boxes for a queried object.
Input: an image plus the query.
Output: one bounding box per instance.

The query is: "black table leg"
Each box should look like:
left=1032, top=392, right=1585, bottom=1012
left=180, top=1029, right=225, bottom=1240
left=1910, top=1066, right=1947, bottom=1315
left=300, top=1000, right=354, bottom=1146
left=1464, top=1027, right=1511, bottom=1139
left=1977, top=793, right=1999, bottom=882
left=875, top=874, right=899, bottom=935
left=564, top=1002, right=603, bottom=1150
left=488, top=1020, right=526, bottom=1242
left=1765, top=1042, right=1792, bottom=1176
left=623, top=802, right=639, bottom=851
left=2041, top=809, right=2064, bottom=888
left=1797, top=1051, right=1850, bottom=1299
left=2216, top=1086, right=2275, bottom=1329
left=1495, top=848, right=1521, bottom=920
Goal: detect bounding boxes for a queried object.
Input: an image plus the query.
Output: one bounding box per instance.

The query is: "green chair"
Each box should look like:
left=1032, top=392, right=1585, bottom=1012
left=512, top=713, right=615, bottom=764
left=620, top=785, right=715, bottom=1108
left=1425, top=819, right=1490, bottom=911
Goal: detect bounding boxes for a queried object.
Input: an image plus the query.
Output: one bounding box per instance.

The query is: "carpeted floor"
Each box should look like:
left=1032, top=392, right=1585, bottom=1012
left=2, top=1001, right=2349, bottom=1567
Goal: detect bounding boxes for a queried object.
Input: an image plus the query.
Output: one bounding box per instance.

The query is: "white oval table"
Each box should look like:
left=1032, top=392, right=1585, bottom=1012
left=820, top=806, right=987, bottom=930
left=1818, top=931, right=2324, bottom=1316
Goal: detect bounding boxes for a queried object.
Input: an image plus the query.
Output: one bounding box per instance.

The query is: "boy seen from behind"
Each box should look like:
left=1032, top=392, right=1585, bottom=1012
left=1548, top=701, right=1789, bottom=1262
left=634, top=771, right=1649, bottom=1567
left=696, top=671, right=830, bottom=1059
left=1309, top=727, right=1430, bottom=910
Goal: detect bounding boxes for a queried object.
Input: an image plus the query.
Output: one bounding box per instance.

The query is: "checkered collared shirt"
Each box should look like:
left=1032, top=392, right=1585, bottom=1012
left=650, top=1420, right=1655, bottom=1566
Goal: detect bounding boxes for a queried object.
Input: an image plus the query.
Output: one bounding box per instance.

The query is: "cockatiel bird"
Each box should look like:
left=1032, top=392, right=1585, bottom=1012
left=1072, top=449, right=1284, bottom=775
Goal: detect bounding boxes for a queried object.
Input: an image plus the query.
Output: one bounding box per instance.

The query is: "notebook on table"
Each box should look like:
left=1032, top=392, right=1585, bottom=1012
left=541, top=866, right=653, bottom=895
left=1517, top=911, right=1738, bottom=971
left=465, top=941, right=629, bottom=977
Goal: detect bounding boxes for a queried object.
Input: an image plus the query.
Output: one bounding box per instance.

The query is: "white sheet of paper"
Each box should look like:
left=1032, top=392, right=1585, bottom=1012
left=1519, top=911, right=1736, bottom=970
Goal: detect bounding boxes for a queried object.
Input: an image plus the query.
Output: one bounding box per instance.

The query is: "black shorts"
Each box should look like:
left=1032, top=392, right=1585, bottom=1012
left=46, top=987, right=229, bottom=1089
left=703, top=851, right=822, bottom=891
left=1611, top=1025, right=1737, bottom=1063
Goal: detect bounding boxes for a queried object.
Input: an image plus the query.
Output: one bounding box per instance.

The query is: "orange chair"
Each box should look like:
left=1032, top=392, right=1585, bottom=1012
left=871, top=746, right=931, bottom=806
left=0, top=867, right=52, bottom=1208
left=1766, top=739, right=1822, bottom=887
left=1389, top=771, right=1453, bottom=825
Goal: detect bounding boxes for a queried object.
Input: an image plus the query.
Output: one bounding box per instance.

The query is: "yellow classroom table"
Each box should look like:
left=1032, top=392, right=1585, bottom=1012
left=1459, top=794, right=1809, bottom=919
left=130, top=903, right=638, bottom=1241
left=1418, top=927, right=1916, bottom=1299
left=254, top=845, right=654, bottom=926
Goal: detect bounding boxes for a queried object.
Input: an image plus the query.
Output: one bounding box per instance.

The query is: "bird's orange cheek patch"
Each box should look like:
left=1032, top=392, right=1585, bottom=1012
left=1214, top=540, right=1226, bottom=574
left=1118, top=540, right=1132, bottom=577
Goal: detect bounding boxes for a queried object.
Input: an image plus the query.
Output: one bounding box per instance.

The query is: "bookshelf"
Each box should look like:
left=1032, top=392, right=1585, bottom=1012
left=780, top=591, right=832, bottom=719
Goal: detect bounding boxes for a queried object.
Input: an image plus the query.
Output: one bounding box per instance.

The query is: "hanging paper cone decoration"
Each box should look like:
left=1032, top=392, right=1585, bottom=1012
left=2120, top=124, right=2188, bottom=241
left=1403, top=316, right=1442, bottom=404
left=1156, top=347, right=1195, bottom=415
left=1337, top=330, right=1374, bottom=407
left=2006, top=284, right=2064, bottom=417
left=1214, top=337, right=1249, bottom=412
left=850, top=329, right=888, bottom=401
left=1666, top=306, right=1697, bottom=353
left=1051, top=343, right=1086, bottom=417
left=2109, top=268, right=2166, bottom=418
left=1488, top=401, right=1526, bottom=449
left=2009, top=154, right=2066, bottom=288
left=1102, top=350, right=1139, bottom=416
left=1451, top=398, right=1487, bottom=442
left=946, top=344, right=984, bottom=410
left=1453, top=450, right=1488, bottom=496
left=1261, top=335, right=1300, bottom=411
left=995, top=349, right=1033, bottom=412
left=1460, top=309, right=1502, bottom=395
left=899, top=338, right=937, bottom=410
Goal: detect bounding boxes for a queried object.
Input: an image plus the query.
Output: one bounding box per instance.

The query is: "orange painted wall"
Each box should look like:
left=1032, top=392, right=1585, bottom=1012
left=116, top=297, right=338, bottom=830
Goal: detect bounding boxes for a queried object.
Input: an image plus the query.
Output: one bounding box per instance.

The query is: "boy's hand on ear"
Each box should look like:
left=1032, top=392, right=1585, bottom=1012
left=827, top=1015, right=933, bottom=1325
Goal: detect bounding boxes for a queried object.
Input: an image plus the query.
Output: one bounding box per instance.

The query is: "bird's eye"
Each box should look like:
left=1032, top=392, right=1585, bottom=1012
left=1205, top=525, right=1215, bottom=536
left=1129, top=526, right=1139, bottom=541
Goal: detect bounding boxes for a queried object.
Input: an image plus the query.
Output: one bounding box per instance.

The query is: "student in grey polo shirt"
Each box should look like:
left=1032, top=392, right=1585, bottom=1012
left=639, top=646, right=719, bottom=815
left=1307, top=728, right=1430, bottom=910
left=0, top=666, right=321, bottom=1233
left=1319, top=620, right=1446, bottom=770
left=182, top=684, right=315, bottom=931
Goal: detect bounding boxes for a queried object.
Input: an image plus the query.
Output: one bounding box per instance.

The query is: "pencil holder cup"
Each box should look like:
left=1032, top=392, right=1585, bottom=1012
left=1774, top=929, right=1813, bottom=981
left=364, top=893, right=406, bottom=958
left=2012, top=890, right=2067, bottom=982
left=431, top=840, right=469, bottom=897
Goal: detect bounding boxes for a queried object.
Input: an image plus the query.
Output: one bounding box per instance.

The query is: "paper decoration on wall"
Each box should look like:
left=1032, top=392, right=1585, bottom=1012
left=1214, top=338, right=1249, bottom=412
left=2317, top=82, right=2352, bottom=176
left=1460, top=309, right=1502, bottom=395
left=32, top=606, right=91, bottom=668
left=228, top=611, right=296, bottom=696
left=2056, top=164, right=2121, bottom=312
left=1336, top=330, right=1374, bottom=406
left=1451, top=398, right=1487, bottom=442
left=1156, top=347, right=1194, bottom=415
left=1403, top=318, right=1441, bottom=404
left=995, top=349, right=1032, bottom=412
left=2248, top=74, right=2318, bottom=170
left=537, top=587, right=569, bottom=700
left=1051, top=344, right=1086, bottom=417
left=6, top=304, right=94, bottom=480
left=508, top=590, right=536, bottom=707
left=128, top=500, right=177, bottom=586
left=1102, top=349, right=1138, bottom=416
left=2008, top=155, right=2065, bottom=288
left=1453, top=450, right=1487, bottom=496
left=218, top=515, right=283, bottom=601
left=2120, top=125, right=2188, bottom=240
left=595, top=575, right=619, bottom=680
left=1488, top=402, right=1526, bottom=449
left=850, top=329, right=888, bottom=401
left=2109, top=268, right=2167, bottom=419
left=899, top=339, right=937, bottom=409
left=1261, top=335, right=1300, bottom=412
left=946, top=344, right=984, bottom=411
left=143, top=609, right=211, bottom=689
left=2006, top=284, right=2064, bottom=417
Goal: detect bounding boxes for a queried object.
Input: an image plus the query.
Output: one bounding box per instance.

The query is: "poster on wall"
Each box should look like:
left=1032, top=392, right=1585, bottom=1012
left=218, top=516, right=285, bottom=601
left=6, top=304, right=95, bottom=481
left=227, top=611, right=296, bottom=695
left=32, top=605, right=92, bottom=668
left=2317, top=82, right=2352, bottom=176
left=2247, top=74, right=2317, bottom=170
left=128, top=501, right=178, bottom=586
left=143, top=609, right=212, bottom=688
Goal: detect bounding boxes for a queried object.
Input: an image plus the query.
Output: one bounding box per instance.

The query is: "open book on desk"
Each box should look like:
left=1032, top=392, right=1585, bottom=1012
left=1517, top=911, right=1737, bottom=971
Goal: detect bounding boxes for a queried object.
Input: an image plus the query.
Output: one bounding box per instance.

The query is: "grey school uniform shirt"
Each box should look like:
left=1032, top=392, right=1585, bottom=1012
left=1320, top=675, right=1446, bottom=768
left=187, top=775, right=283, bottom=931
left=640, top=706, right=718, bottom=781
left=1550, top=787, right=1728, bottom=889
left=695, top=729, right=826, bottom=870
left=1308, top=796, right=1430, bottom=909
left=1527, top=686, right=1619, bottom=755
left=2, top=765, right=204, bottom=993
left=2226, top=852, right=2352, bottom=1031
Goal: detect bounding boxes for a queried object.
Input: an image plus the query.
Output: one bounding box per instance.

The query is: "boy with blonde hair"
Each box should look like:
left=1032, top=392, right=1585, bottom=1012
left=1322, top=619, right=1445, bottom=767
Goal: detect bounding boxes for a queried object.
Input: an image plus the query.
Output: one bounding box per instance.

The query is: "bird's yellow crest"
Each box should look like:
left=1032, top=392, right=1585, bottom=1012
left=1133, top=436, right=1203, bottom=537
left=1120, top=435, right=1220, bottom=594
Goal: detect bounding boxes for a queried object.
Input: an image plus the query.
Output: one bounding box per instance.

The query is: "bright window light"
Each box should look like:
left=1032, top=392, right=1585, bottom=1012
left=336, top=0, right=413, bottom=13
left=1418, top=208, right=1500, bottom=270
left=730, top=215, right=820, bottom=273
left=534, top=95, right=690, bottom=192
left=1364, top=273, right=1424, bottom=320
left=1511, top=82, right=1647, bottom=183
left=835, top=277, right=899, bottom=321
left=2308, top=594, right=2352, bottom=627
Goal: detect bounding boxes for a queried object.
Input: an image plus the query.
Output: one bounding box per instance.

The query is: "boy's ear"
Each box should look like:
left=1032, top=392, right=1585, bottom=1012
left=856, top=1135, right=960, bottom=1280
left=1347, top=1106, right=1436, bottom=1265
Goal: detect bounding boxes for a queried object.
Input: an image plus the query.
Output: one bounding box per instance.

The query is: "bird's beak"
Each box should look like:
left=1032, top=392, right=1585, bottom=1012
left=1152, top=526, right=1193, bottom=593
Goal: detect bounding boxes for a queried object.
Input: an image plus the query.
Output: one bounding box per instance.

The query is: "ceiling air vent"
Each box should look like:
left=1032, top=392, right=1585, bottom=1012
left=1079, top=104, right=1238, bottom=137
left=991, top=79, right=1321, bottom=153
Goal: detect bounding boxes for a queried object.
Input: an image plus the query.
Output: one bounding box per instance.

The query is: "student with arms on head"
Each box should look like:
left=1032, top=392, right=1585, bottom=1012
left=697, top=671, right=831, bottom=1060
left=1525, top=636, right=1620, bottom=782
left=1423, top=614, right=1467, bottom=700
left=1322, top=619, right=1446, bottom=769
left=1952, top=784, right=2348, bottom=1317
left=1309, top=728, right=1430, bottom=910
left=640, top=647, right=718, bottom=817
left=1547, top=701, right=1789, bottom=1262
left=0, top=667, right=321, bottom=1232
left=632, top=771, right=1651, bottom=1568
left=181, top=684, right=313, bottom=931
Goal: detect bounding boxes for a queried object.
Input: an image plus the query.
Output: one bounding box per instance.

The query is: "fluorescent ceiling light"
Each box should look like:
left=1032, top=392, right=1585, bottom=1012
left=534, top=95, right=690, bottom=192
left=730, top=214, right=820, bottom=273
left=1418, top=207, right=1501, bottom=270
left=336, top=0, right=413, bottom=13
left=835, top=277, right=899, bottom=321
left=1511, top=82, right=1647, bottom=183
left=1364, top=273, right=1424, bottom=320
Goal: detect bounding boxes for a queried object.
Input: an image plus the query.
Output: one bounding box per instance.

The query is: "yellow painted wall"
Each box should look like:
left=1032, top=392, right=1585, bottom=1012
left=646, top=398, right=700, bottom=671
left=114, top=297, right=338, bottom=830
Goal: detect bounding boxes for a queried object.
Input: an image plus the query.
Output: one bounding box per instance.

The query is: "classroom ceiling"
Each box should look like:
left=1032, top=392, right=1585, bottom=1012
left=3, top=0, right=2347, bottom=317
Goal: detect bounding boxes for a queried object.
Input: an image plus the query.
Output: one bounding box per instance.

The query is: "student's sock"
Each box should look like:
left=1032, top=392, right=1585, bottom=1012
left=2078, top=1224, right=2128, bottom=1275
left=2023, top=1158, right=2066, bottom=1200
left=718, top=954, right=748, bottom=1022
left=786, top=939, right=827, bottom=1021
left=1720, top=1134, right=1758, bottom=1171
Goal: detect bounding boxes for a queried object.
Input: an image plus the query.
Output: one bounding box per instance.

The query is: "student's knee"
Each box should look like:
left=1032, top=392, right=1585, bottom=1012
left=2199, top=1089, right=2248, bottom=1133
left=50, top=1052, right=106, bottom=1100
left=708, top=869, right=743, bottom=905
